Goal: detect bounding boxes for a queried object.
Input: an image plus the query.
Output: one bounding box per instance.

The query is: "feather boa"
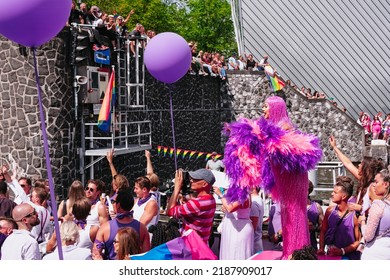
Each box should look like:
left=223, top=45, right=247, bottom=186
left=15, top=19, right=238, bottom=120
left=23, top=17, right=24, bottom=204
left=223, top=117, right=322, bottom=202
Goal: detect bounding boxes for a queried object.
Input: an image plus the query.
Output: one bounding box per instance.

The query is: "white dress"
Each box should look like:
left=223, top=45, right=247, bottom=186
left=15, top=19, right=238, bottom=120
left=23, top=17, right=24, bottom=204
left=219, top=207, right=254, bottom=260
left=361, top=200, right=390, bottom=260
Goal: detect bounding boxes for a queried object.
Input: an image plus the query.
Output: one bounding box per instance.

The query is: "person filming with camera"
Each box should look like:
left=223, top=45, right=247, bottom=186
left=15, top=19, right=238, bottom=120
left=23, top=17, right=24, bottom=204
left=166, top=169, right=216, bottom=245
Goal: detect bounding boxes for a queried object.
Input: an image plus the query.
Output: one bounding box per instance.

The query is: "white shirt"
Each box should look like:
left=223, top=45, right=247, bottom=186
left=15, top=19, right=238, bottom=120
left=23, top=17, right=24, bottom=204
left=86, top=201, right=101, bottom=226
left=1, top=229, right=41, bottom=260
left=31, top=205, right=53, bottom=243
left=7, top=179, right=53, bottom=242
left=77, top=225, right=94, bottom=250
left=133, top=195, right=158, bottom=229
left=42, top=245, right=92, bottom=260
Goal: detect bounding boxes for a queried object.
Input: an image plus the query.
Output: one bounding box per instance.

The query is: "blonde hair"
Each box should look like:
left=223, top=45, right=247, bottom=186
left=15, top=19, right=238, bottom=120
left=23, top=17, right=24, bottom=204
left=60, top=221, right=79, bottom=243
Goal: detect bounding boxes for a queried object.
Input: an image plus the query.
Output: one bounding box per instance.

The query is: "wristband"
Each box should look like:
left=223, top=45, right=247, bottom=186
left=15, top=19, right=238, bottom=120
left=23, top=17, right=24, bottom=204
left=341, top=248, right=345, bottom=255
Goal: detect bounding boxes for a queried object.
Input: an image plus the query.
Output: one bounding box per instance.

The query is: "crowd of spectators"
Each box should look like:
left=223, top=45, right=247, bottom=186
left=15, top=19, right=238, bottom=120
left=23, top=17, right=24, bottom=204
left=66, top=2, right=154, bottom=53
left=188, top=42, right=227, bottom=80
left=357, top=111, right=390, bottom=145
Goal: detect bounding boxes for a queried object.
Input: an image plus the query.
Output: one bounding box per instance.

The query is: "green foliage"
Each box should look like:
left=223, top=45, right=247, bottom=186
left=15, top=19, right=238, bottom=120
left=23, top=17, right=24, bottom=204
left=80, top=0, right=237, bottom=54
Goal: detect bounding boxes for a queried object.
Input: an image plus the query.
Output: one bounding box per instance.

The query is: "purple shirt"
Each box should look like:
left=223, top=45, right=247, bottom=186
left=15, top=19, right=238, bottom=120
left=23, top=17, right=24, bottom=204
left=104, top=218, right=141, bottom=260
left=325, top=206, right=360, bottom=260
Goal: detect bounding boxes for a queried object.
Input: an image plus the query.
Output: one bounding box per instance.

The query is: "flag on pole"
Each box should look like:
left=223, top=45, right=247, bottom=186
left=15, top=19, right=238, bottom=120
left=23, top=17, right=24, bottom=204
left=97, top=69, right=115, bottom=132
left=268, top=75, right=285, bottom=92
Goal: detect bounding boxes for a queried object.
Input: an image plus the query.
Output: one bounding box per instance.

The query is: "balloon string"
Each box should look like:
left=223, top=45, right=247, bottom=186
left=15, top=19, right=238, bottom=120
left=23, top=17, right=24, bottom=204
left=32, top=47, right=64, bottom=260
left=168, top=85, right=178, bottom=171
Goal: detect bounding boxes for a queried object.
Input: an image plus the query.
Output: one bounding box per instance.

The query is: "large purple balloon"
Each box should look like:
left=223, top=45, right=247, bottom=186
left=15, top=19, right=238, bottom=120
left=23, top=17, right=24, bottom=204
left=0, top=0, right=72, bottom=47
left=144, top=32, right=192, bottom=84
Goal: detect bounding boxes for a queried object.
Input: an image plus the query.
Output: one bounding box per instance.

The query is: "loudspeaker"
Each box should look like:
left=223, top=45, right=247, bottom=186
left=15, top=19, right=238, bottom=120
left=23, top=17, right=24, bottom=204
left=75, top=75, right=88, bottom=85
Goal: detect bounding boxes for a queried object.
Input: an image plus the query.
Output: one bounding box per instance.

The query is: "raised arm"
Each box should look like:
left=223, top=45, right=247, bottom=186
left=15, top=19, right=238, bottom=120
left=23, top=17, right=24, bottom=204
left=166, top=170, right=183, bottom=215
left=123, top=9, right=135, bottom=24
left=145, top=150, right=154, bottom=175
left=106, top=149, right=118, bottom=177
left=2, top=165, right=28, bottom=203
left=329, top=135, right=360, bottom=180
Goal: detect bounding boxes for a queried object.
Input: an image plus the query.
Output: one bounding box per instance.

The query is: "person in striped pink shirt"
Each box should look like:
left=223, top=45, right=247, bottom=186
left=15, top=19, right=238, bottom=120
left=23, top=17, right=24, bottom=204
left=166, top=169, right=216, bottom=244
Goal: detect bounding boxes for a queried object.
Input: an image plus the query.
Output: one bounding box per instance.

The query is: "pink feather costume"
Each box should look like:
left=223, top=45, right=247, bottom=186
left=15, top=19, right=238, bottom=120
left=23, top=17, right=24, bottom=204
left=223, top=96, right=322, bottom=259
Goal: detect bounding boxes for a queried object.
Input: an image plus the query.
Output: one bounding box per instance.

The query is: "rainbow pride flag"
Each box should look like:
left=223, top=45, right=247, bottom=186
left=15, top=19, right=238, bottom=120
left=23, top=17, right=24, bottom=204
left=268, top=75, right=285, bottom=92
left=131, top=230, right=217, bottom=260
left=97, top=69, right=116, bottom=132
left=157, top=146, right=162, bottom=156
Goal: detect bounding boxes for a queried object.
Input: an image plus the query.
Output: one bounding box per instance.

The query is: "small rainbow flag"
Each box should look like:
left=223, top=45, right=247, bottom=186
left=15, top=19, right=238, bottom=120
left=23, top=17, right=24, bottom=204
left=214, top=154, right=222, bottom=160
left=182, top=150, right=189, bottom=158
left=268, top=75, right=285, bottom=92
left=176, top=149, right=182, bottom=157
left=97, top=69, right=115, bottom=132
left=197, top=152, right=204, bottom=159
left=205, top=153, right=212, bottom=161
left=169, top=147, right=174, bottom=157
left=189, top=151, right=196, bottom=159
left=163, top=147, right=168, bottom=157
left=157, top=146, right=162, bottom=156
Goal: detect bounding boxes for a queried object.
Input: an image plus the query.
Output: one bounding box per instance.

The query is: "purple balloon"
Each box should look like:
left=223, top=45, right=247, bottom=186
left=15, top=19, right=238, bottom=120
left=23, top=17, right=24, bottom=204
left=0, top=0, right=72, bottom=47
left=144, top=32, right=192, bottom=84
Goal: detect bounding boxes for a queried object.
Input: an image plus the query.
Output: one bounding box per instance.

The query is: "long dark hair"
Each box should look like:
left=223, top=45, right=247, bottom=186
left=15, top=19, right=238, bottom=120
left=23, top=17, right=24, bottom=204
left=357, top=157, right=384, bottom=204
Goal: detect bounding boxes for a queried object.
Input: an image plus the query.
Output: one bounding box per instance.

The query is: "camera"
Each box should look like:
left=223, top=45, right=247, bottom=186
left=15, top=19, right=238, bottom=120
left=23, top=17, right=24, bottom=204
left=180, top=169, right=191, bottom=195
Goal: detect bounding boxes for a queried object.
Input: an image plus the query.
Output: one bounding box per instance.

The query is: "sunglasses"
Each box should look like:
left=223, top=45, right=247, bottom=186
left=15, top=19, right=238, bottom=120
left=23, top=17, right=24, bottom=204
left=19, top=209, right=37, bottom=221
left=85, top=187, right=95, bottom=192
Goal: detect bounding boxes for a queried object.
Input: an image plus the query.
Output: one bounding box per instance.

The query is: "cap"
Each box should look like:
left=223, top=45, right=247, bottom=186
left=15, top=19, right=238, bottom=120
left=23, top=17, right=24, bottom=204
left=211, top=152, right=217, bottom=156
left=189, top=169, right=216, bottom=185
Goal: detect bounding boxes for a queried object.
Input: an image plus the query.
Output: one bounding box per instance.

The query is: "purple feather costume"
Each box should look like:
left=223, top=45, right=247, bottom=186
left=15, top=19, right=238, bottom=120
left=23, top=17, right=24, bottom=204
left=223, top=96, right=322, bottom=259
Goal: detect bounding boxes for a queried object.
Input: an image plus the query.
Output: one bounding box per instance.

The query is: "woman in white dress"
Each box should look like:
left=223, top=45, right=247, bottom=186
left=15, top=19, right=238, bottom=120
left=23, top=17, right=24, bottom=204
left=214, top=188, right=254, bottom=260
left=361, top=169, right=390, bottom=259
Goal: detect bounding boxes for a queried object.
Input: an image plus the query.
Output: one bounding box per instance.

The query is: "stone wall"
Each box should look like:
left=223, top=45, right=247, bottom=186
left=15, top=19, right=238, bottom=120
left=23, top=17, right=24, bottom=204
left=0, top=31, right=74, bottom=197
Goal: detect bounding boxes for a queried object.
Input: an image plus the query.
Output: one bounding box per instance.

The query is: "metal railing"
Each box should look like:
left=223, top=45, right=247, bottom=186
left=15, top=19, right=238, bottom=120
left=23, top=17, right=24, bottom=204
left=311, top=161, right=346, bottom=192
